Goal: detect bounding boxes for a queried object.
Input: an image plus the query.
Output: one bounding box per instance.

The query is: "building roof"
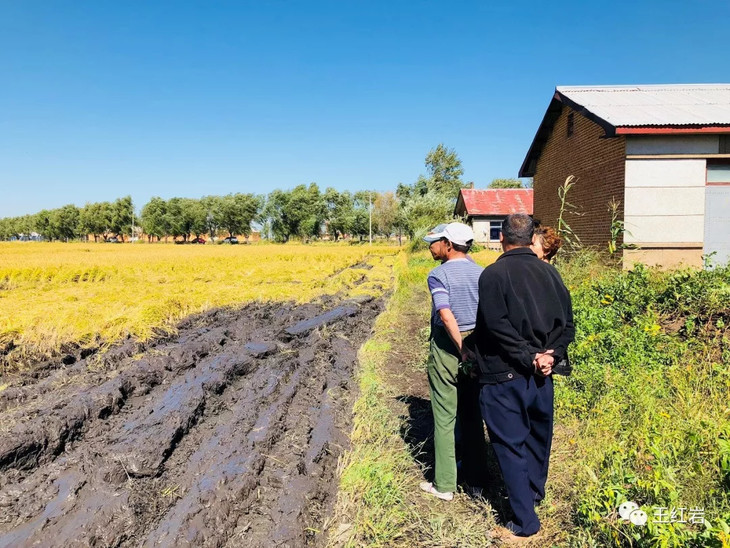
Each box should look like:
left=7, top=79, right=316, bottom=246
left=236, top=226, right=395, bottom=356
left=558, top=84, right=730, bottom=127
left=520, top=84, right=730, bottom=177
left=454, top=188, right=533, bottom=218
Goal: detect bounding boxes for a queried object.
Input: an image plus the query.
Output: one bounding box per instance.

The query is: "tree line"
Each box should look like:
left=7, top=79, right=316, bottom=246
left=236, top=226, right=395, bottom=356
left=0, top=145, right=527, bottom=243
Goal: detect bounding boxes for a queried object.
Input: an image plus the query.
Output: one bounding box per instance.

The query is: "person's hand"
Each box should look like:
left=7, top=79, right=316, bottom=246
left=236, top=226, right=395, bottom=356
left=461, top=347, right=476, bottom=364
left=533, top=350, right=554, bottom=377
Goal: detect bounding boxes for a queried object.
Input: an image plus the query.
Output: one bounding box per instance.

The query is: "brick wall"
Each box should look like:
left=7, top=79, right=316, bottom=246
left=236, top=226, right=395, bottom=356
left=533, top=106, right=626, bottom=251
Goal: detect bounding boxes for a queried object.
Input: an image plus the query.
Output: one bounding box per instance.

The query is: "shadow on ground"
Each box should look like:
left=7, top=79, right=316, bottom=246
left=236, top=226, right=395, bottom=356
left=396, top=393, right=513, bottom=521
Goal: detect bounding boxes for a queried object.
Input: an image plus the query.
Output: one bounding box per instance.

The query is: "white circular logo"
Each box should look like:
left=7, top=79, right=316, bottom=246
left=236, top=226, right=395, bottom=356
left=618, top=501, right=639, bottom=520
left=629, top=509, right=648, bottom=526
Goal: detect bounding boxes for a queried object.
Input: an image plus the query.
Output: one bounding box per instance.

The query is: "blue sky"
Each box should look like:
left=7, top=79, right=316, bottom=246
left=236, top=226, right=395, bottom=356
left=1, top=0, right=728, bottom=218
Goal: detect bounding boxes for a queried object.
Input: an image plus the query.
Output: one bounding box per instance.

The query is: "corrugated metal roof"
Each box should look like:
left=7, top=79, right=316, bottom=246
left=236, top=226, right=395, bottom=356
left=557, top=84, right=730, bottom=127
left=457, top=189, right=533, bottom=216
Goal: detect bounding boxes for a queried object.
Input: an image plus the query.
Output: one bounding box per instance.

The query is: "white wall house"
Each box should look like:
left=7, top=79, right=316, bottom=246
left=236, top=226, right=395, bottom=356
left=624, top=134, right=730, bottom=267
left=519, top=84, right=730, bottom=268
left=454, top=189, right=533, bottom=248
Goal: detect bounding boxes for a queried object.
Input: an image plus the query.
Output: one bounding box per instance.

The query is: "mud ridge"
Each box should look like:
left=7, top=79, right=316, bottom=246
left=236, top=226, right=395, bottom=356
left=0, top=295, right=382, bottom=548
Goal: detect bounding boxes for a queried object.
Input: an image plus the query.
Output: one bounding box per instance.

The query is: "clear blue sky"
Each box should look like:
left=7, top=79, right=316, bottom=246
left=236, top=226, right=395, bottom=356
left=1, top=0, right=728, bottom=218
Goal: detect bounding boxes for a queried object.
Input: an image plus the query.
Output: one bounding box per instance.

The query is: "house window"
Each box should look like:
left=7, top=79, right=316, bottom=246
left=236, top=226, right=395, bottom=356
left=720, top=135, right=730, bottom=154
left=707, top=161, right=730, bottom=184
left=567, top=112, right=574, bottom=137
left=489, top=220, right=502, bottom=241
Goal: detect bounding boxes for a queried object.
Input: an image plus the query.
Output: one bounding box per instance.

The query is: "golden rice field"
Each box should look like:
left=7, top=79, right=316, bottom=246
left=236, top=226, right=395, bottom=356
left=0, top=242, right=399, bottom=371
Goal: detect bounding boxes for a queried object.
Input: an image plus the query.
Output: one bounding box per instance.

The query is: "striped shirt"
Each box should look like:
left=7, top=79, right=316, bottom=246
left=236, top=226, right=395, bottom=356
left=428, top=258, right=484, bottom=331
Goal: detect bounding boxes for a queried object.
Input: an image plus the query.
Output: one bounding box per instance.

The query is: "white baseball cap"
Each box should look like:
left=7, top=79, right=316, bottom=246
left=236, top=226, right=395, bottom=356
left=423, top=222, right=474, bottom=246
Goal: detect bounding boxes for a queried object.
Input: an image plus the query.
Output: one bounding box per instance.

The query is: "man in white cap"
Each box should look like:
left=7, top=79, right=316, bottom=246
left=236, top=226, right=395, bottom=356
left=419, top=222, right=486, bottom=501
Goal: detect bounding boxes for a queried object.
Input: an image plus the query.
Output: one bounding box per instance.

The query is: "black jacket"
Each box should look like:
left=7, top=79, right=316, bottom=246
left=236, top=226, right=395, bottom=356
left=472, top=247, right=575, bottom=384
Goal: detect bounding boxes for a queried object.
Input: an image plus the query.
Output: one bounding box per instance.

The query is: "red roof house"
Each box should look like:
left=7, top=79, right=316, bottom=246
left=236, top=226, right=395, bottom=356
left=454, top=188, right=533, bottom=245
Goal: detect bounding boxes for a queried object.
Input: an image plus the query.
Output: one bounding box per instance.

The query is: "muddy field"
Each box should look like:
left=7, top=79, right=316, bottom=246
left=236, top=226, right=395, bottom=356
left=0, top=295, right=382, bottom=547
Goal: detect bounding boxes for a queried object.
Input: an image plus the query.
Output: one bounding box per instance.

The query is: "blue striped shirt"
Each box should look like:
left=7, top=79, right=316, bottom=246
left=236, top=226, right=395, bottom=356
left=428, top=258, right=484, bottom=331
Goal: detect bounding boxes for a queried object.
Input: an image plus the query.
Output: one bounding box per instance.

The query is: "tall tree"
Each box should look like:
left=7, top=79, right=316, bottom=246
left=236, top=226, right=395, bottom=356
left=140, top=197, right=168, bottom=242
left=324, top=187, right=355, bottom=241
left=263, top=184, right=325, bottom=243
left=289, top=183, right=326, bottom=241
left=425, top=144, right=465, bottom=197
left=110, top=196, right=134, bottom=239
left=373, top=191, right=398, bottom=237
left=80, top=202, right=111, bottom=242
left=217, top=193, right=262, bottom=240
left=263, top=189, right=292, bottom=242
left=33, top=210, right=53, bottom=240
left=200, top=195, right=223, bottom=240
left=49, top=205, right=80, bottom=241
left=164, top=198, right=189, bottom=241
left=350, top=191, right=372, bottom=241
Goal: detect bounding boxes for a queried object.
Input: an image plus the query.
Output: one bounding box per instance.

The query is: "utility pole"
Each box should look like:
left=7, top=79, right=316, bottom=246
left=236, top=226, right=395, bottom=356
left=368, top=191, right=372, bottom=245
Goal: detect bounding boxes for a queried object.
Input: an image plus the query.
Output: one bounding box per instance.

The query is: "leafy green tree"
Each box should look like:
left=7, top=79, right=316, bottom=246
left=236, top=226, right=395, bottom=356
left=140, top=197, right=168, bottom=242
left=394, top=145, right=467, bottom=239
left=263, top=184, right=325, bottom=243
left=187, top=199, right=209, bottom=240
left=290, top=183, right=326, bottom=241
left=263, top=189, right=291, bottom=242
left=402, top=192, right=453, bottom=237
left=488, top=178, right=523, bottom=189
left=425, top=144, right=465, bottom=197
left=0, top=217, right=17, bottom=240
left=217, top=193, right=262, bottom=240
left=350, top=191, right=372, bottom=241
left=324, top=187, right=355, bottom=241
left=33, top=210, right=53, bottom=240
left=200, top=195, right=223, bottom=240
left=49, top=204, right=80, bottom=241
left=110, top=196, right=134, bottom=239
left=0, top=216, right=33, bottom=240
left=80, top=202, right=112, bottom=242
left=164, top=198, right=189, bottom=241
left=373, top=191, right=398, bottom=237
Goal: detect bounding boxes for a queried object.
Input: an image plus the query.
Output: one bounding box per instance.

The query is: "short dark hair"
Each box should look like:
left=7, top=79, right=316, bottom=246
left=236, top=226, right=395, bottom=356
left=501, top=214, right=534, bottom=246
left=439, top=237, right=472, bottom=254
left=452, top=241, right=472, bottom=253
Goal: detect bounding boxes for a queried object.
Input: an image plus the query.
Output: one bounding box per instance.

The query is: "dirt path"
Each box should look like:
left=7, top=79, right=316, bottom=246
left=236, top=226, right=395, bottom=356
left=0, top=295, right=382, bottom=548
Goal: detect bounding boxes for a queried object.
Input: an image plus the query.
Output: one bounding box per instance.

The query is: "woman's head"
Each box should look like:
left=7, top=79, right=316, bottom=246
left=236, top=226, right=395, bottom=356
left=531, top=226, right=562, bottom=262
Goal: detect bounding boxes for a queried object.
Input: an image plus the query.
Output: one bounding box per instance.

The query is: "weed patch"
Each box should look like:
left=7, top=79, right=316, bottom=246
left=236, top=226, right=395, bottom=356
left=556, top=258, right=730, bottom=546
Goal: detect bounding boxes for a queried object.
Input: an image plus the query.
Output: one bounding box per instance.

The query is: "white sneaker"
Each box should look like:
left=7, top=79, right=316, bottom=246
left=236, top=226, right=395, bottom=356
left=419, top=481, right=454, bottom=501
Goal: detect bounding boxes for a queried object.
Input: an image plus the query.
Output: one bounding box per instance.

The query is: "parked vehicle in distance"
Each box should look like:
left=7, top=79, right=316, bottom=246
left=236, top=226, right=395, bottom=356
left=220, top=236, right=239, bottom=244
left=106, top=237, right=121, bottom=243
left=190, top=237, right=206, bottom=244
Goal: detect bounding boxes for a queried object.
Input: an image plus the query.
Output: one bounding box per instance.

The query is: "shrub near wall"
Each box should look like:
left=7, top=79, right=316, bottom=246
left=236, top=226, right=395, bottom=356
left=556, top=258, right=730, bottom=547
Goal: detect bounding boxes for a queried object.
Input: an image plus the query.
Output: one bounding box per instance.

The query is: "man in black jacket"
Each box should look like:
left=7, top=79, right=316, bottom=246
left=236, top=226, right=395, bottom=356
left=473, top=214, right=574, bottom=539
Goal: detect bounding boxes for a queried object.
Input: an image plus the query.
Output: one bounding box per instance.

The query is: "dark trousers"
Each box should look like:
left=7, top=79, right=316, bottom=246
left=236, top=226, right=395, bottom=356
left=479, top=375, right=554, bottom=537
left=457, top=375, right=489, bottom=488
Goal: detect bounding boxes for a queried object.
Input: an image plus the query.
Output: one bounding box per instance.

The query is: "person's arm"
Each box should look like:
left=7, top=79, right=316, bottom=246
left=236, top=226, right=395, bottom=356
left=438, top=308, right=463, bottom=352
left=548, top=284, right=576, bottom=361
left=428, top=274, right=464, bottom=352
left=478, top=272, right=540, bottom=373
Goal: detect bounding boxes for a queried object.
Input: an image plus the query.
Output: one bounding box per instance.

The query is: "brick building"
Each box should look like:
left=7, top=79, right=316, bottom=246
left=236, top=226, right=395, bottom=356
left=520, top=84, right=730, bottom=268
left=454, top=188, right=533, bottom=249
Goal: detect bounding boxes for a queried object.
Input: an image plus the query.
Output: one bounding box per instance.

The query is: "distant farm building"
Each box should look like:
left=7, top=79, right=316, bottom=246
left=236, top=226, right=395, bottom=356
left=520, top=84, right=730, bottom=268
left=454, top=188, right=533, bottom=248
